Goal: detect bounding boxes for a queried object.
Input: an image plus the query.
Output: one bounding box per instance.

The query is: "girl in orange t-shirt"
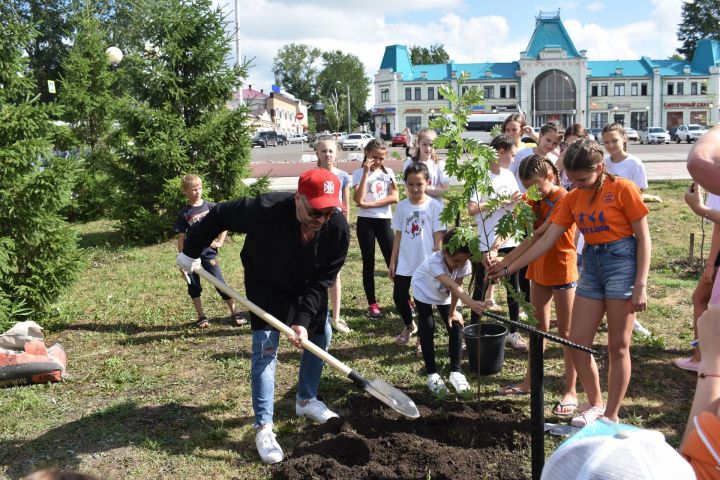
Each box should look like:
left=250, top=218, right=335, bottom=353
left=489, top=139, right=651, bottom=428
left=494, top=155, right=579, bottom=416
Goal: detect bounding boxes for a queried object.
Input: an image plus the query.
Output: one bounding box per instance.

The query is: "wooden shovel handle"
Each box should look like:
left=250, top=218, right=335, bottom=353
left=193, top=267, right=352, bottom=376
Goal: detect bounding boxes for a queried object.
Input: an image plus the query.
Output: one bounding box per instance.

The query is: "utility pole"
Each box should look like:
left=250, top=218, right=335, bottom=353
left=346, top=84, right=352, bottom=133
left=234, top=0, right=243, bottom=106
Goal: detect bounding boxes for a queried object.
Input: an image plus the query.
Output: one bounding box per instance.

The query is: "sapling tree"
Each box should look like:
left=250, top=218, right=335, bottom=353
left=432, top=73, right=538, bottom=320
left=0, top=10, right=82, bottom=329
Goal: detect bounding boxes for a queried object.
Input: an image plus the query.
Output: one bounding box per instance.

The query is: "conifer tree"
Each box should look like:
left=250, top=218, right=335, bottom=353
left=0, top=8, right=82, bottom=328
left=109, top=0, right=251, bottom=243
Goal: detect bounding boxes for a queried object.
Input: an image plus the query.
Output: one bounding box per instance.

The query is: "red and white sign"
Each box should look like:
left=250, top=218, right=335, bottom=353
left=296, top=112, right=304, bottom=120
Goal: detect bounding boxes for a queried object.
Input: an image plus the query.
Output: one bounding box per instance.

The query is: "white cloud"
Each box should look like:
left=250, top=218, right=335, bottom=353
left=586, top=2, right=604, bottom=12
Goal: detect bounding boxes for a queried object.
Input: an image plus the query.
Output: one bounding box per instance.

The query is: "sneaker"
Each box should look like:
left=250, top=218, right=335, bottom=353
left=449, top=371, right=470, bottom=393
left=395, top=326, right=413, bottom=345
left=296, top=398, right=339, bottom=424
left=632, top=320, right=651, bottom=336
left=332, top=318, right=351, bottom=334
left=674, top=357, right=700, bottom=372
left=571, top=405, right=605, bottom=428
left=255, top=426, right=284, bottom=464
left=506, top=332, right=528, bottom=351
left=367, top=303, right=382, bottom=319
left=427, top=373, right=448, bottom=394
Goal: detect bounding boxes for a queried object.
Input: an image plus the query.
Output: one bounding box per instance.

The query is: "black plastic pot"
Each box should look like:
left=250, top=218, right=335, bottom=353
left=463, top=323, right=508, bottom=375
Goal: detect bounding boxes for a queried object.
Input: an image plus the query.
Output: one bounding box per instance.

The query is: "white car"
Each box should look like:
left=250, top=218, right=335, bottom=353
left=676, top=124, right=708, bottom=143
left=625, top=127, right=639, bottom=141
left=639, top=127, right=670, bottom=144
left=341, top=133, right=374, bottom=151
left=288, top=134, right=308, bottom=144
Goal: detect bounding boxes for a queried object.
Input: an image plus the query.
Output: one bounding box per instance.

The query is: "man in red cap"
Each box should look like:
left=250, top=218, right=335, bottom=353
left=177, top=168, right=349, bottom=464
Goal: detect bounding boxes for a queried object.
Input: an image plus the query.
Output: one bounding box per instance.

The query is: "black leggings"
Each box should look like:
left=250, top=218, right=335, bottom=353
left=415, top=300, right=463, bottom=374
left=393, top=275, right=413, bottom=327
left=356, top=216, right=394, bottom=304
left=470, top=247, right=531, bottom=332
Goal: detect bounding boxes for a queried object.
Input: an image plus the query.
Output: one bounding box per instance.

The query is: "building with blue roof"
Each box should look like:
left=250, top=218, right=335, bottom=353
left=372, top=11, right=720, bottom=138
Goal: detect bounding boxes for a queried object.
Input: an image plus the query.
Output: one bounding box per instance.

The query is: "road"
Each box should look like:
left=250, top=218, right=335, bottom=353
left=248, top=141, right=695, bottom=189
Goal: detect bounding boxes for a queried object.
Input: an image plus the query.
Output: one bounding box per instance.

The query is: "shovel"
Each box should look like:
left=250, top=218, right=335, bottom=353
left=193, top=266, right=420, bottom=419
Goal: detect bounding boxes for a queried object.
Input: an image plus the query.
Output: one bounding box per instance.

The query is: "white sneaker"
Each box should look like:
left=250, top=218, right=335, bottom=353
left=296, top=398, right=339, bottom=423
left=506, top=332, right=528, bottom=351
left=332, top=318, right=351, bottom=334
left=632, top=320, right=651, bottom=336
left=449, top=371, right=470, bottom=393
left=255, top=426, right=284, bottom=464
left=426, top=373, right=448, bottom=394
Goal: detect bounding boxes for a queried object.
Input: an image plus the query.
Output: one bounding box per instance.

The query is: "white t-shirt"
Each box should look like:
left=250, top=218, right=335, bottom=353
left=391, top=197, right=446, bottom=276
left=511, top=147, right=558, bottom=193
left=331, top=167, right=351, bottom=205
left=411, top=250, right=472, bottom=305
left=604, top=154, right=648, bottom=190
left=402, top=158, right=450, bottom=190
left=352, top=167, right=396, bottom=219
left=708, top=193, right=720, bottom=211
left=471, top=168, right=520, bottom=251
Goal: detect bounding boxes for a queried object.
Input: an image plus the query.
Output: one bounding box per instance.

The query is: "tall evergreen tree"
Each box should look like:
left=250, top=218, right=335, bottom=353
left=0, top=7, right=82, bottom=328
left=109, top=0, right=251, bottom=243
left=677, top=0, right=720, bottom=60
left=58, top=9, right=117, bottom=220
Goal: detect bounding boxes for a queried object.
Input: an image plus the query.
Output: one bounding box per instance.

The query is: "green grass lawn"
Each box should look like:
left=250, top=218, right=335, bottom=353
left=0, top=180, right=706, bottom=479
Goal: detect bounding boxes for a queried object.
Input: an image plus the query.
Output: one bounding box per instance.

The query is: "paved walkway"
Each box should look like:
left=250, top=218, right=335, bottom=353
left=248, top=159, right=692, bottom=192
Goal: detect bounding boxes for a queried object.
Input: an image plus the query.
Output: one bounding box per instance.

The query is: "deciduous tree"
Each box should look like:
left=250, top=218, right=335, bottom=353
left=316, top=50, right=369, bottom=132
left=410, top=43, right=450, bottom=65
left=272, top=43, right=322, bottom=102
left=677, top=0, right=720, bottom=60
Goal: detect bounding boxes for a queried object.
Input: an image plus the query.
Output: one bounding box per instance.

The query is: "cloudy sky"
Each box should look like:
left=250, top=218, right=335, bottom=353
left=217, top=0, right=685, bottom=104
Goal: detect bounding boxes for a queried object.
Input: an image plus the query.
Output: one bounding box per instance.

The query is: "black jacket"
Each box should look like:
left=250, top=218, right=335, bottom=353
left=183, top=192, right=350, bottom=333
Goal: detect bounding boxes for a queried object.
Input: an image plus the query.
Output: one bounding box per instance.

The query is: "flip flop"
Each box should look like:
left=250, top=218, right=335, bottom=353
left=498, top=383, right=530, bottom=395
left=196, top=315, right=210, bottom=329
left=552, top=401, right=578, bottom=417
left=233, top=311, right=247, bottom=326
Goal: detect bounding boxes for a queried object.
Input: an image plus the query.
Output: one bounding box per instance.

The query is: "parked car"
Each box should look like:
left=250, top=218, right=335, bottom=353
left=288, top=134, right=308, bottom=144
left=341, top=133, right=374, bottom=151
left=309, top=133, right=333, bottom=149
left=391, top=133, right=409, bottom=147
left=676, top=124, right=708, bottom=143
left=639, top=127, right=670, bottom=144
left=625, top=127, right=639, bottom=142
left=277, top=134, right=289, bottom=146
left=252, top=131, right=278, bottom=148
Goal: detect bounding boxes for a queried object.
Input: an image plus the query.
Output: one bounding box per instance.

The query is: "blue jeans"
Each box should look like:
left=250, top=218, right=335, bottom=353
left=577, top=236, right=637, bottom=300
left=251, top=317, right=332, bottom=428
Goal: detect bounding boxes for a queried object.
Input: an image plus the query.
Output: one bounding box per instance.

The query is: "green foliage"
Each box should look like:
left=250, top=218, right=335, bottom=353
left=676, top=0, right=720, bottom=60
left=410, top=43, right=450, bottom=65
left=59, top=10, right=118, bottom=221
left=432, top=73, right=538, bottom=321
left=7, top=0, right=73, bottom=103
left=316, top=50, right=370, bottom=130
left=108, top=0, right=251, bottom=243
left=0, top=12, right=83, bottom=329
left=319, top=94, right=341, bottom=132
left=272, top=43, right=322, bottom=102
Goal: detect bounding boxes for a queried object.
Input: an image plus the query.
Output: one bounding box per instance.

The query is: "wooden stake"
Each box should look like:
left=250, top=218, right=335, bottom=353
left=689, top=232, right=695, bottom=263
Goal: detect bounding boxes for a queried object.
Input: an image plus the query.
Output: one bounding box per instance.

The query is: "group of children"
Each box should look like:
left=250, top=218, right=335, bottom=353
left=177, top=118, right=654, bottom=427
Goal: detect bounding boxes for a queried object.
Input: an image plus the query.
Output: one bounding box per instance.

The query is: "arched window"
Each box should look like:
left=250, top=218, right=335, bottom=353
left=531, top=69, right=577, bottom=126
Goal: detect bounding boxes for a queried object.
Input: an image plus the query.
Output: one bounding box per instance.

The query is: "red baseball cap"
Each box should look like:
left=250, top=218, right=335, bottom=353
left=297, top=168, right=342, bottom=210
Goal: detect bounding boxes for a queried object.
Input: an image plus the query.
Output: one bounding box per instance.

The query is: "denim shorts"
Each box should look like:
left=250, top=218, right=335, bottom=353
left=577, top=237, right=637, bottom=300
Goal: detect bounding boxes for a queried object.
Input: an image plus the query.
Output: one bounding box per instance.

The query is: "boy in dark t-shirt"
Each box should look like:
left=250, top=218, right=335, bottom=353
left=174, top=174, right=245, bottom=328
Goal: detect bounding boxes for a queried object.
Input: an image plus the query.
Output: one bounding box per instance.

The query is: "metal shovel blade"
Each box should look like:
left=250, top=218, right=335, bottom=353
left=364, top=378, right=420, bottom=419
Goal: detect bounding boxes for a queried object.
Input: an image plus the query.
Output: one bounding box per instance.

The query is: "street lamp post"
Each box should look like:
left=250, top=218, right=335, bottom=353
left=645, top=105, right=650, bottom=130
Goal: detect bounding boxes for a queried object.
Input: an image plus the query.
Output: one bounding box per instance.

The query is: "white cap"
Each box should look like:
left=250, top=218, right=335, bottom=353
left=541, top=420, right=696, bottom=480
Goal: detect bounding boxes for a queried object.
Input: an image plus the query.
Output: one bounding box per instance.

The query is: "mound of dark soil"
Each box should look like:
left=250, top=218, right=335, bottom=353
left=272, top=395, right=530, bottom=480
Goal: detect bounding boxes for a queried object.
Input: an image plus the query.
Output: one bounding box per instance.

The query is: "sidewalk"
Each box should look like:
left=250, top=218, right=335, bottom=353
left=247, top=160, right=692, bottom=192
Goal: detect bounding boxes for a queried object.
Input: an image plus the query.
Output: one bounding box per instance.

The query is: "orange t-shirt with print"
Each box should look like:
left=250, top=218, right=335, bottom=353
left=550, top=176, right=648, bottom=245
left=681, top=411, right=720, bottom=479
left=526, top=188, right=578, bottom=286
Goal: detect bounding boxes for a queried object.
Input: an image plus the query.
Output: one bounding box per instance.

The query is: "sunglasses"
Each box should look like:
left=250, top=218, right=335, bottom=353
left=300, top=196, right=336, bottom=220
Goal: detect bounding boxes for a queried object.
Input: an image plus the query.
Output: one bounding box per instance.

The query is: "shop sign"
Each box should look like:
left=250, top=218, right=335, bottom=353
left=405, top=108, right=422, bottom=113
left=664, top=102, right=710, bottom=108
left=372, top=107, right=396, bottom=114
